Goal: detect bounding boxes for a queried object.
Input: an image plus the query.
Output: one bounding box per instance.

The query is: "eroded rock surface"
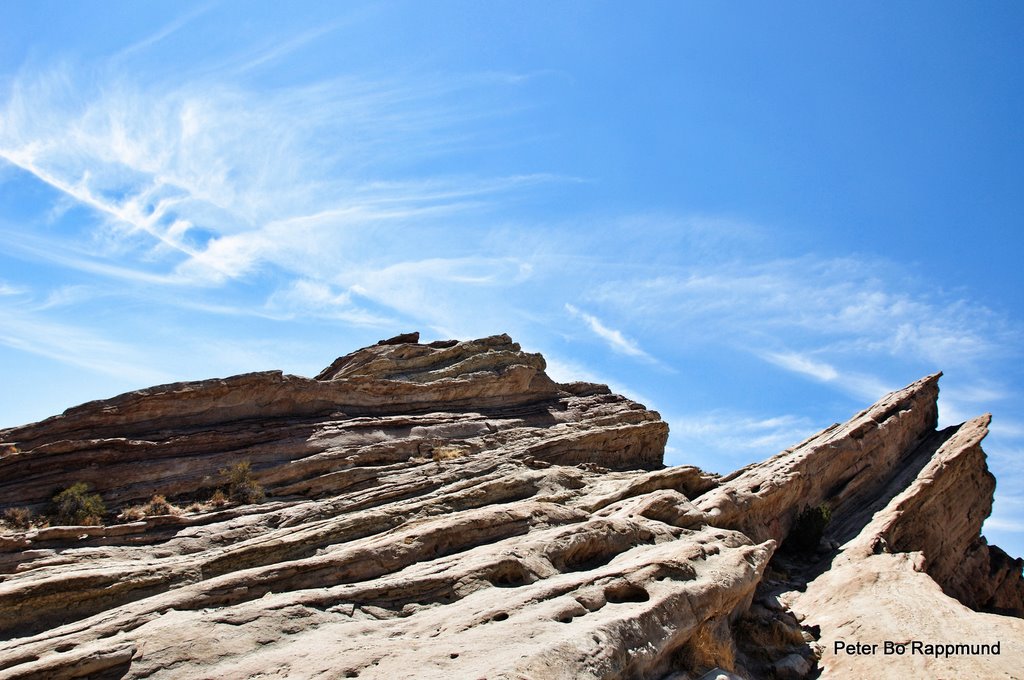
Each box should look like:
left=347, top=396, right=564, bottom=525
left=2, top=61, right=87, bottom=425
left=0, top=334, right=1020, bottom=679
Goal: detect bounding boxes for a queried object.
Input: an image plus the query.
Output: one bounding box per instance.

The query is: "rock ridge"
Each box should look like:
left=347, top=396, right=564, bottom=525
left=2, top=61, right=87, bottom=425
left=0, top=334, right=1020, bottom=679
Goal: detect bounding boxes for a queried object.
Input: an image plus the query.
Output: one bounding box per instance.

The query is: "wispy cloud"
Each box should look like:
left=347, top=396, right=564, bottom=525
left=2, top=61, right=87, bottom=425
left=228, top=23, right=347, bottom=76
left=564, top=303, right=655, bottom=361
left=263, top=280, right=393, bottom=327
left=0, top=281, right=27, bottom=296
left=761, top=349, right=896, bottom=403
left=113, top=4, right=215, bottom=60
left=666, top=411, right=820, bottom=471
left=590, top=257, right=1017, bottom=369
left=0, top=58, right=565, bottom=310
left=989, top=420, right=1024, bottom=440
left=0, top=305, right=174, bottom=385
left=587, top=257, right=1019, bottom=398
left=543, top=355, right=604, bottom=385
left=985, top=490, right=1024, bottom=536
left=543, top=353, right=657, bottom=408
left=762, top=351, right=839, bottom=382
left=985, top=517, right=1024, bottom=533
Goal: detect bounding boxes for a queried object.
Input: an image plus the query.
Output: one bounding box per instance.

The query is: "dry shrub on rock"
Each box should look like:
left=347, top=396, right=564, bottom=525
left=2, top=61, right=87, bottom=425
left=2, top=507, right=33, bottom=531
left=143, top=494, right=176, bottom=516
left=220, top=461, right=265, bottom=504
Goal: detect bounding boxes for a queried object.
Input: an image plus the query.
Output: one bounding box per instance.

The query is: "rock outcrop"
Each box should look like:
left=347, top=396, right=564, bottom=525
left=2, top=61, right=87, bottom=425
left=790, top=413, right=1024, bottom=679
left=0, top=334, right=1020, bottom=679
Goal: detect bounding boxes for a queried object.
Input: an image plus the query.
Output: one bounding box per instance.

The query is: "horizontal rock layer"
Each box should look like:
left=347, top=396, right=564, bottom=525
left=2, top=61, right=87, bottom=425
left=0, top=335, right=662, bottom=511
left=0, top=334, right=1020, bottom=679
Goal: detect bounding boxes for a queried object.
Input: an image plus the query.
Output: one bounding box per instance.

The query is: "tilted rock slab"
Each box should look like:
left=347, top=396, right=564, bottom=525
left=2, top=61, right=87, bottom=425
left=791, top=413, right=1024, bottom=678
left=0, top=334, right=1021, bottom=679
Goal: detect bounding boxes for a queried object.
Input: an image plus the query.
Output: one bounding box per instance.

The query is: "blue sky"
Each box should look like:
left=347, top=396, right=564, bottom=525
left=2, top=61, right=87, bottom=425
left=1, top=2, right=1022, bottom=557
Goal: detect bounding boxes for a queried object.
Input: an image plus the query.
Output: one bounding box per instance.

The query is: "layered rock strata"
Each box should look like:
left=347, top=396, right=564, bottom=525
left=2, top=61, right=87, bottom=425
left=0, top=334, right=1020, bottom=679
left=791, top=413, right=1024, bottom=678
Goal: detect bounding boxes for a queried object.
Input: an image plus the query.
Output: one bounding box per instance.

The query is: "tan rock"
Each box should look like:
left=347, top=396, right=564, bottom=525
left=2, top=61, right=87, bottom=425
left=694, top=374, right=941, bottom=545
left=0, top=335, right=1020, bottom=679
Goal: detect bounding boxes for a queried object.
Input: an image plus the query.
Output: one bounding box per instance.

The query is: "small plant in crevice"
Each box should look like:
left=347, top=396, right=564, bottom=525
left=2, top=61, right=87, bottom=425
left=431, top=445, right=469, bottom=462
left=785, top=503, right=832, bottom=554
left=52, top=482, right=106, bottom=526
left=209, top=488, right=228, bottom=507
left=220, top=461, right=265, bottom=504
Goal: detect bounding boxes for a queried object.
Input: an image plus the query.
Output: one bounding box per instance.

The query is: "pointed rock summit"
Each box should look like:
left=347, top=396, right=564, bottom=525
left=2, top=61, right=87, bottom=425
left=0, top=335, right=1020, bottom=678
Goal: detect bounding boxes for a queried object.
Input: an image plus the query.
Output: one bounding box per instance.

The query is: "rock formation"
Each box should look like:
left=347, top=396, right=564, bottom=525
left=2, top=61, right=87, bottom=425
left=0, top=333, right=1020, bottom=679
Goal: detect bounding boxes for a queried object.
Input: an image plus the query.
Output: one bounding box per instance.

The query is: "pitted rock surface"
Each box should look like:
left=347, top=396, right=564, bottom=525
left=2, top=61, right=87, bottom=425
left=0, top=335, right=1020, bottom=679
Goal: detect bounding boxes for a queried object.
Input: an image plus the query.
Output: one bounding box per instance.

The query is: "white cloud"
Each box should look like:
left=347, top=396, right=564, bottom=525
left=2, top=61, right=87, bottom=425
left=755, top=350, right=896, bottom=403
left=762, top=351, right=839, bottom=382
left=0, top=58, right=560, bottom=281
left=989, top=420, right=1024, bottom=440
left=38, top=285, right=100, bottom=309
left=590, top=257, right=1017, bottom=371
left=564, top=303, right=654, bottom=361
left=113, top=4, right=214, bottom=60
left=936, top=380, right=1018, bottom=429
left=0, top=281, right=27, bottom=296
left=582, top=255, right=1019, bottom=417
left=263, top=279, right=393, bottom=327
left=666, top=411, right=820, bottom=472
left=839, top=372, right=898, bottom=403
left=0, top=305, right=174, bottom=385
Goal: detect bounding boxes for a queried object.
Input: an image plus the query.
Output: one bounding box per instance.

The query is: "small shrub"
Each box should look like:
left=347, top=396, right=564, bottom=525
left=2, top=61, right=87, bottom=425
left=786, top=504, right=832, bottom=553
left=431, top=445, right=469, bottom=461
left=2, top=507, right=33, bottom=531
left=52, top=482, right=106, bottom=526
left=137, top=493, right=179, bottom=516
left=209, top=489, right=228, bottom=507
left=119, top=505, right=146, bottom=522
left=143, top=494, right=175, bottom=516
left=220, top=461, right=265, bottom=504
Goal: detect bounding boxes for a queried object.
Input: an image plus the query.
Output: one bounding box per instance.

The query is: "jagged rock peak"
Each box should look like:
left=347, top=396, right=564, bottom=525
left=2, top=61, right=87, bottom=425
left=314, top=332, right=546, bottom=382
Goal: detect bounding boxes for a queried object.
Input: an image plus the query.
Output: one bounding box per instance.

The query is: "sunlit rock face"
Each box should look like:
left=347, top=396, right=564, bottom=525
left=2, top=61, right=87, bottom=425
left=0, top=334, right=1020, bottom=679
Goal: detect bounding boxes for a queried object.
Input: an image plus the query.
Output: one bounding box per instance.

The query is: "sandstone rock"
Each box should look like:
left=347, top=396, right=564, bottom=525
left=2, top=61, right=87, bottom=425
left=376, top=331, right=420, bottom=345
left=0, top=335, right=1020, bottom=679
left=694, top=373, right=941, bottom=545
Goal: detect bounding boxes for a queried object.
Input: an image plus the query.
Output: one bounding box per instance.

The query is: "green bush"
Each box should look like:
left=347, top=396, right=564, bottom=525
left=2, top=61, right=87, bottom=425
left=52, top=482, right=106, bottom=526
left=787, top=503, right=832, bottom=553
left=220, top=461, right=265, bottom=504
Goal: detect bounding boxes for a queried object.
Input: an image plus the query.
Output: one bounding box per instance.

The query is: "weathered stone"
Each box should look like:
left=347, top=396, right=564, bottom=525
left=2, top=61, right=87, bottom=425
left=694, top=373, right=941, bottom=545
left=0, top=335, right=1020, bottom=679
